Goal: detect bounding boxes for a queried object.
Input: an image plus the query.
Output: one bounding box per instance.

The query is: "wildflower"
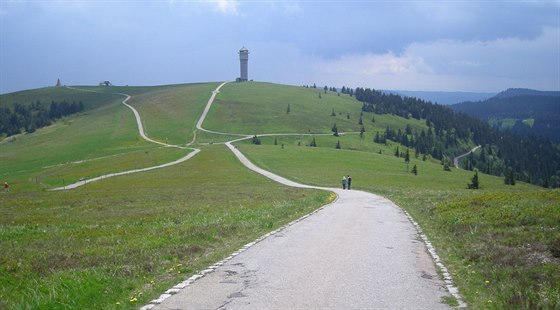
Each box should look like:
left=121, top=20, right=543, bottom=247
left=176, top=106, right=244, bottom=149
left=129, top=297, right=138, bottom=302
left=150, top=280, right=155, bottom=284
left=176, top=263, right=183, bottom=267
left=115, top=302, right=121, bottom=305
left=485, top=280, right=490, bottom=285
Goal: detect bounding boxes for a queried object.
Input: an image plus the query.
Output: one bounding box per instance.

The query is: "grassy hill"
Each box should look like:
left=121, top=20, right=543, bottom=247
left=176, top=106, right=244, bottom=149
left=1, top=81, right=558, bottom=309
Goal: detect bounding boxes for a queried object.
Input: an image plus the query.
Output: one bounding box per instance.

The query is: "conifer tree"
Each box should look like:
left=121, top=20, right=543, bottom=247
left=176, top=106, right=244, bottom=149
left=336, top=140, right=341, bottom=149
left=332, top=123, right=339, bottom=136
left=310, top=137, right=317, bottom=147
left=331, top=108, right=336, bottom=116
left=358, top=116, right=363, bottom=125
left=412, top=164, right=418, bottom=175
left=286, top=104, right=290, bottom=114
left=251, top=135, right=261, bottom=145
left=468, top=170, right=479, bottom=189
left=395, top=146, right=400, bottom=157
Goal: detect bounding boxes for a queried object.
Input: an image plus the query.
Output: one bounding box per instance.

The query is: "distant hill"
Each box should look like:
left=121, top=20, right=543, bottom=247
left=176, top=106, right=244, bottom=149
left=450, top=89, right=560, bottom=142
left=382, top=90, right=496, bottom=105
left=494, top=88, right=560, bottom=98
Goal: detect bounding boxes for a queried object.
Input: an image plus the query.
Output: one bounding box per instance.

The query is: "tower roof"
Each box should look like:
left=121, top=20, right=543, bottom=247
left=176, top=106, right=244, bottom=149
left=239, top=46, right=249, bottom=52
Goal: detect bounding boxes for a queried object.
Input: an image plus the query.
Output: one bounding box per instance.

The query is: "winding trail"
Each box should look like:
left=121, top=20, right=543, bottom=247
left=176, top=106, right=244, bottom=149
left=453, top=145, right=482, bottom=169
left=50, top=89, right=199, bottom=191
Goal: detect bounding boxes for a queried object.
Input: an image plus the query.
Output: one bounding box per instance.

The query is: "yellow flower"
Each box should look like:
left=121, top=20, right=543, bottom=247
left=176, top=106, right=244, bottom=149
left=129, top=297, right=138, bottom=302
left=176, top=263, right=183, bottom=267
left=115, top=302, right=121, bottom=305
left=485, top=280, right=490, bottom=285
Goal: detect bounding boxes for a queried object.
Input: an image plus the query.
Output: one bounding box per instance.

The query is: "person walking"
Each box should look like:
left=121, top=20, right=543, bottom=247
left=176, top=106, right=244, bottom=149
left=3, top=182, right=9, bottom=193
left=341, top=176, right=347, bottom=190
left=347, top=175, right=352, bottom=190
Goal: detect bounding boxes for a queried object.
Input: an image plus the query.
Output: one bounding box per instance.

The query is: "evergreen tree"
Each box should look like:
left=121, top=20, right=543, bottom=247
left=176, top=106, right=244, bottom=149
left=286, top=104, right=290, bottom=114
left=395, top=146, right=400, bottom=157
left=359, top=126, right=365, bottom=139
left=336, top=140, right=341, bottom=149
left=371, top=115, right=375, bottom=122
left=274, top=137, right=278, bottom=145
left=504, top=168, right=516, bottom=185
left=310, top=137, right=317, bottom=147
left=405, top=148, right=410, bottom=163
left=412, top=164, right=418, bottom=175
left=468, top=170, right=479, bottom=189
left=251, top=135, right=261, bottom=145
left=358, top=116, right=363, bottom=125
left=332, top=123, right=339, bottom=136
left=331, top=108, right=336, bottom=117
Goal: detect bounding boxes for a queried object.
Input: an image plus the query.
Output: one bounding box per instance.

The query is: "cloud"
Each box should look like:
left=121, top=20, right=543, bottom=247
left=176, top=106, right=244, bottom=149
left=319, top=52, right=432, bottom=76
left=313, top=27, right=560, bottom=92
left=205, top=0, right=239, bottom=15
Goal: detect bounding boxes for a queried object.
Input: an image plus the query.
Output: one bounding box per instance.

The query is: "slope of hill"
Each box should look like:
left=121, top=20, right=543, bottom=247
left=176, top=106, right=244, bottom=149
left=450, top=89, right=560, bottom=142
left=1, top=81, right=558, bottom=309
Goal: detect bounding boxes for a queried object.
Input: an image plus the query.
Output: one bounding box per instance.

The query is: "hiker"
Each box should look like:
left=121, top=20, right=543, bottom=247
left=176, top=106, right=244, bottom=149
left=347, top=175, right=352, bottom=190
left=3, top=182, right=9, bottom=193
left=341, top=176, right=347, bottom=189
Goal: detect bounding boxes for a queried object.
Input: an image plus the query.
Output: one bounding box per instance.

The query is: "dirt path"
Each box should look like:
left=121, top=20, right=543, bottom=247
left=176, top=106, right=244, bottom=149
left=453, top=145, right=482, bottom=168
left=50, top=89, right=198, bottom=191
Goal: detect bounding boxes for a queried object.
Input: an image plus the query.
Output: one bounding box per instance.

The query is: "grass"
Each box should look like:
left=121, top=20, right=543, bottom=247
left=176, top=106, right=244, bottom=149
left=0, top=145, right=329, bottom=309
left=123, top=83, right=221, bottom=145
left=1, top=83, right=218, bottom=191
left=1, top=92, right=160, bottom=192
left=204, top=82, right=427, bottom=135
left=236, top=138, right=559, bottom=309
left=2, top=81, right=558, bottom=309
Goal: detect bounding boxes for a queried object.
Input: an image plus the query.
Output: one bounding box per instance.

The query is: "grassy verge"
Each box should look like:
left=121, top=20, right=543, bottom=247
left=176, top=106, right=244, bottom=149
left=0, top=145, right=330, bottom=309
left=237, top=141, right=559, bottom=308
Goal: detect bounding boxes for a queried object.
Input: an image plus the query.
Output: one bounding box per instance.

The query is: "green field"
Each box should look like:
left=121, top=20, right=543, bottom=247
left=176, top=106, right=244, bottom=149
left=1, top=81, right=559, bottom=309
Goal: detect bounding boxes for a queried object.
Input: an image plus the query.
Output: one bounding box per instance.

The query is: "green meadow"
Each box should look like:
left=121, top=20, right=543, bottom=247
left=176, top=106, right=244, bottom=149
left=0, top=144, right=328, bottom=309
left=1, top=81, right=558, bottom=309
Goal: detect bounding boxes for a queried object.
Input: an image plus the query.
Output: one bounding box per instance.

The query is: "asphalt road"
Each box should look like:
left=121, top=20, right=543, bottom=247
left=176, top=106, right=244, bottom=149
left=153, top=188, right=450, bottom=309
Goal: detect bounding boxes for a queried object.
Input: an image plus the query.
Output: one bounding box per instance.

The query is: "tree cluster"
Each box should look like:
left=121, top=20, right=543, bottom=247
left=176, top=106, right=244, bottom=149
left=357, top=86, right=560, bottom=188
left=0, top=100, right=84, bottom=136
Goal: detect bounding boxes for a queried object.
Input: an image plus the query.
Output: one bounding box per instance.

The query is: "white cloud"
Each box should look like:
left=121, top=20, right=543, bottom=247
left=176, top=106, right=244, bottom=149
left=205, top=0, right=239, bottom=15
left=313, top=27, right=560, bottom=92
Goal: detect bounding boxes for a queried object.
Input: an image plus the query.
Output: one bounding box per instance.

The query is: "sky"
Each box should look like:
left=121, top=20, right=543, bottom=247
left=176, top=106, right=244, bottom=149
left=1, top=0, right=559, bottom=94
